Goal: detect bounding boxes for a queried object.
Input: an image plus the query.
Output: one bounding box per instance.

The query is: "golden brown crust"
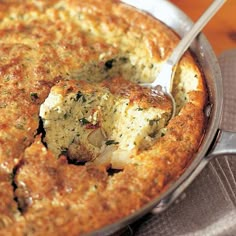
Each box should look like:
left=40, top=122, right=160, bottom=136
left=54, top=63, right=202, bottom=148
left=0, top=0, right=207, bottom=235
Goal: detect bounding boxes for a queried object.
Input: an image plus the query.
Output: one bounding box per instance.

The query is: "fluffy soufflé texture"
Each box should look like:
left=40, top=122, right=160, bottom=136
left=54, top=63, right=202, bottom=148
left=0, top=0, right=206, bottom=235
left=40, top=77, right=172, bottom=169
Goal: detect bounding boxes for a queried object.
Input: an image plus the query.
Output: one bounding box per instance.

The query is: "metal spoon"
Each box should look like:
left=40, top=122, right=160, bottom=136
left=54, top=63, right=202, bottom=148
left=141, top=0, right=226, bottom=118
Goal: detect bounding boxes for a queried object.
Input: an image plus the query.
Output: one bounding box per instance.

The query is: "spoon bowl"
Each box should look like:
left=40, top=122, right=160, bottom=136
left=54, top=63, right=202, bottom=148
left=140, top=0, right=226, bottom=118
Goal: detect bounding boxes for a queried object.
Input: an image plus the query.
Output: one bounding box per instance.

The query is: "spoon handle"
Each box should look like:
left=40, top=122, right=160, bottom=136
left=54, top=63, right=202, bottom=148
left=168, top=0, right=226, bottom=66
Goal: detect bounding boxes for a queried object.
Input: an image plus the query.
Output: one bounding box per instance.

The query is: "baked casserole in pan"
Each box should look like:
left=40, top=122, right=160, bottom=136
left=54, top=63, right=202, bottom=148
left=0, top=0, right=206, bottom=235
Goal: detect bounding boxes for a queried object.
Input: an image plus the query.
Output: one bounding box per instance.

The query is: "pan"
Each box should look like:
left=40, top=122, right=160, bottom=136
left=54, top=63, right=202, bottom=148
left=89, top=0, right=236, bottom=235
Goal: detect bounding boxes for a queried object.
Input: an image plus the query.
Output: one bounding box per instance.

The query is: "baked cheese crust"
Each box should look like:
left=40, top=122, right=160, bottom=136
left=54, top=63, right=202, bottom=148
left=0, top=0, right=206, bottom=235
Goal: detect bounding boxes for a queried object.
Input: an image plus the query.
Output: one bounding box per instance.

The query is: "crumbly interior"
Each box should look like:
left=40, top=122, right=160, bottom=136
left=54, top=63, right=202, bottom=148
left=40, top=77, right=172, bottom=169
left=0, top=1, right=207, bottom=235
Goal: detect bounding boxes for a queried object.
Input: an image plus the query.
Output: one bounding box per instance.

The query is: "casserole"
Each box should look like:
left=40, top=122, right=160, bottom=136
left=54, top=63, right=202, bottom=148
left=0, top=0, right=235, bottom=235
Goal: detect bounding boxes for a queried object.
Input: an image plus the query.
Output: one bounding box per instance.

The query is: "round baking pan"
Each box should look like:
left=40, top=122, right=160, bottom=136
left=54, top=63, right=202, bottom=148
left=89, top=0, right=236, bottom=235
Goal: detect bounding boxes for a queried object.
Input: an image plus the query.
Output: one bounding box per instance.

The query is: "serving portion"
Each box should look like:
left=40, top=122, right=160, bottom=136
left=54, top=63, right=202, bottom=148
left=0, top=0, right=206, bottom=235
left=40, top=77, right=172, bottom=169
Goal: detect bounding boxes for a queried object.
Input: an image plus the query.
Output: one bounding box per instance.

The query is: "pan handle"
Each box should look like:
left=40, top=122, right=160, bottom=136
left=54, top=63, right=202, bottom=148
left=209, top=50, right=236, bottom=158
left=207, top=130, right=236, bottom=159
left=152, top=129, right=236, bottom=214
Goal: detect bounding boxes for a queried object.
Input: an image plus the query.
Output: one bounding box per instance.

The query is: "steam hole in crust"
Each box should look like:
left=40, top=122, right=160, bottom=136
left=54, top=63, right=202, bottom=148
left=11, top=161, right=26, bottom=213
left=106, top=167, right=122, bottom=176
left=36, top=117, right=47, bottom=148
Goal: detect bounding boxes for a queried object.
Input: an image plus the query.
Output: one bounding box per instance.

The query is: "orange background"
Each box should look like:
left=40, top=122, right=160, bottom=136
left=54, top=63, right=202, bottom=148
left=170, top=0, right=236, bottom=55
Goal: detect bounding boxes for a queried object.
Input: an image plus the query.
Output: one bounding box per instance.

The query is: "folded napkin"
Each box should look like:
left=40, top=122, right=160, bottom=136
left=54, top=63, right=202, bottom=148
left=120, top=50, right=236, bottom=236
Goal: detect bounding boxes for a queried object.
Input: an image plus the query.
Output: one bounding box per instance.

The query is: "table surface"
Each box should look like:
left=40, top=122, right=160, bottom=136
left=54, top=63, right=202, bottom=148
left=170, top=0, right=236, bottom=55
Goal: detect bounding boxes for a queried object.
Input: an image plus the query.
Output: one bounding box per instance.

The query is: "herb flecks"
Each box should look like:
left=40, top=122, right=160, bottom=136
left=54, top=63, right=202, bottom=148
left=79, top=118, right=90, bottom=125
left=30, top=92, right=39, bottom=101
left=136, top=107, right=143, bottom=111
left=105, top=140, right=119, bottom=145
left=119, top=57, right=128, bottom=63
left=149, top=119, right=160, bottom=126
left=63, top=113, right=69, bottom=119
left=75, top=91, right=86, bottom=103
left=15, top=123, right=25, bottom=130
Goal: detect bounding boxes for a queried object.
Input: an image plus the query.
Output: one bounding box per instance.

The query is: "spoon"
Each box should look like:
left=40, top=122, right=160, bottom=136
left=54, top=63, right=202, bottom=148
left=140, top=0, right=226, bottom=118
